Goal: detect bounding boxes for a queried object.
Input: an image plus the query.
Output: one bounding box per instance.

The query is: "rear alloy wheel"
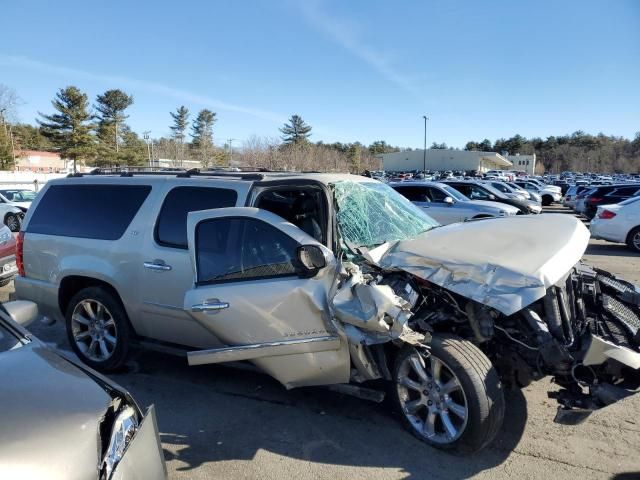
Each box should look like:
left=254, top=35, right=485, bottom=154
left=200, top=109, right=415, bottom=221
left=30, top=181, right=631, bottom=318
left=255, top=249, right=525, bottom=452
left=391, top=335, right=504, bottom=454
left=5, top=213, right=20, bottom=232
left=627, top=227, right=640, bottom=253
left=66, top=287, right=131, bottom=371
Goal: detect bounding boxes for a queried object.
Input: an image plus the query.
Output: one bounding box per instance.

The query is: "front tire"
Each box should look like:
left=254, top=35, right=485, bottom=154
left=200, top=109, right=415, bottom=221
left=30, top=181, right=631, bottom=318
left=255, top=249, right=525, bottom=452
left=391, top=335, right=504, bottom=454
left=541, top=195, right=553, bottom=206
left=65, top=287, right=131, bottom=371
left=627, top=226, right=640, bottom=253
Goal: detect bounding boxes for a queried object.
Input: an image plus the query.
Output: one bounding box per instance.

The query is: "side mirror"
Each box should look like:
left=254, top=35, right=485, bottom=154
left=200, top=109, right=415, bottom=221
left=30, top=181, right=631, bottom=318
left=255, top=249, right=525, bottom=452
left=444, top=196, right=454, bottom=205
left=4, top=300, right=39, bottom=328
left=296, top=245, right=326, bottom=278
left=488, top=194, right=496, bottom=200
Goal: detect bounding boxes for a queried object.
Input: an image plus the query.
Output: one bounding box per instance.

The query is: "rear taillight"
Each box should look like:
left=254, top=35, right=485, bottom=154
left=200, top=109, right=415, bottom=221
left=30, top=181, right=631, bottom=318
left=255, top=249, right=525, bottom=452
left=16, top=231, right=24, bottom=277
left=598, top=210, right=617, bottom=219
left=588, top=197, right=603, bottom=203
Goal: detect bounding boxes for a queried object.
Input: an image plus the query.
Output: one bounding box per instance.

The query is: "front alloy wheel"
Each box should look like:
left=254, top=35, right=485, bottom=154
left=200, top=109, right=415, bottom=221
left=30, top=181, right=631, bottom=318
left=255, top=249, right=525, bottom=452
left=71, top=299, right=118, bottom=362
left=391, top=335, right=505, bottom=453
left=396, top=351, right=468, bottom=444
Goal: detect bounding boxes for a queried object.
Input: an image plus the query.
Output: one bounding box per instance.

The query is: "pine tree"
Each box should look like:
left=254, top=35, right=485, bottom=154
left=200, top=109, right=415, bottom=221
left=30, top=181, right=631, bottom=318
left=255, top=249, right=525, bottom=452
left=191, top=109, right=216, bottom=167
left=94, top=89, right=134, bottom=166
left=118, top=125, right=147, bottom=166
left=280, top=114, right=312, bottom=144
left=170, top=106, right=189, bottom=166
left=38, top=86, right=96, bottom=172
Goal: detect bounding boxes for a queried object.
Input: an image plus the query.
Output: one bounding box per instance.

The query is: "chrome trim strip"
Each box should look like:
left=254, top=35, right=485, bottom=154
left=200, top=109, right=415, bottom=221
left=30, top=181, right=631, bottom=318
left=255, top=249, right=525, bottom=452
left=187, top=335, right=341, bottom=366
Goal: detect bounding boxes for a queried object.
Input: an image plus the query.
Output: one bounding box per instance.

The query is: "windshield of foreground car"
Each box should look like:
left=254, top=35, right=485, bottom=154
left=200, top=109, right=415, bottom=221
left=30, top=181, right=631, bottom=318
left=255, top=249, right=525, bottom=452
left=332, top=180, right=439, bottom=249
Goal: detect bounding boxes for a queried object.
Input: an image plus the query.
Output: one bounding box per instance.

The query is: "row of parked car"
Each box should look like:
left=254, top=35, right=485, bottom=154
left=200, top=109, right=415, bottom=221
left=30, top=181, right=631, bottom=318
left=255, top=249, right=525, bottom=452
left=560, top=183, right=640, bottom=252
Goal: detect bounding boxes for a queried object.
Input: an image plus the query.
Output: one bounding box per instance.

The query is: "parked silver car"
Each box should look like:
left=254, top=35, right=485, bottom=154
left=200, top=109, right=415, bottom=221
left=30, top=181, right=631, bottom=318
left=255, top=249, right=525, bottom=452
left=391, top=181, right=519, bottom=224
left=0, top=300, right=166, bottom=479
left=15, top=171, right=640, bottom=453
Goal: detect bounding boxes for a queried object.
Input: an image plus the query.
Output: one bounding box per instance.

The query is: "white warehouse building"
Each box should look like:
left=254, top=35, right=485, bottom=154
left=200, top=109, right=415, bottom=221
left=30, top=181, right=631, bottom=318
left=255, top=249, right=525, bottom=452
left=379, top=149, right=537, bottom=175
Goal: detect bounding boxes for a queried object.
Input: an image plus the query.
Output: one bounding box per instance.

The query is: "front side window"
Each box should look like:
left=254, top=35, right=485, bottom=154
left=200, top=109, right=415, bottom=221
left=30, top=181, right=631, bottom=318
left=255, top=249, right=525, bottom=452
left=196, top=217, right=298, bottom=284
left=393, top=186, right=429, bottom=202
left=427, top=187, right=448, bottom=202
left=156, top=187, right=238, bottom=249
left=0, top=322, right=22, bottom=353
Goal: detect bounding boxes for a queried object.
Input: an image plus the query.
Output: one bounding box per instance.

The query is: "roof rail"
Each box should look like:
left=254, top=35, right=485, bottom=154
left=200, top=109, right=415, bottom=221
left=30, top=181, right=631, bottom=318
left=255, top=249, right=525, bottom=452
left=67, top=167, right=265, bottom=181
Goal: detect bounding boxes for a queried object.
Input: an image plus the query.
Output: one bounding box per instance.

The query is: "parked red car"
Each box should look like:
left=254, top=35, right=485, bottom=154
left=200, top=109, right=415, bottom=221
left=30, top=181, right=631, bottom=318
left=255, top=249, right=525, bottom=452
left=0, top=225, right=17, bottom=287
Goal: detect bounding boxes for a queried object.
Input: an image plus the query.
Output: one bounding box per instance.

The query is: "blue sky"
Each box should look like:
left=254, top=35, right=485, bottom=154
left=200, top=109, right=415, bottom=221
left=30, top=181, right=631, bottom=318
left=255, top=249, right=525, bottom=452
left=1, top=0, right=639, bottom=148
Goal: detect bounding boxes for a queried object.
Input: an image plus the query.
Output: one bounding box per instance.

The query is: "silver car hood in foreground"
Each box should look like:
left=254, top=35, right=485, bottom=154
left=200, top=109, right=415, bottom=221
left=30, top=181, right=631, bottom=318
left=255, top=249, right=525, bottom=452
left=0, top=343, right=110, bottom=480
left=374, top=214, right=590, bottom=316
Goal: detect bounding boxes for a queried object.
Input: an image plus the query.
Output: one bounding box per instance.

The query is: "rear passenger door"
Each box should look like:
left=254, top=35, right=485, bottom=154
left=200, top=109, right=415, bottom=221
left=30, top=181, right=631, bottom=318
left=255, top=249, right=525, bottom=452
left=138, top=184, right=245, bottom=348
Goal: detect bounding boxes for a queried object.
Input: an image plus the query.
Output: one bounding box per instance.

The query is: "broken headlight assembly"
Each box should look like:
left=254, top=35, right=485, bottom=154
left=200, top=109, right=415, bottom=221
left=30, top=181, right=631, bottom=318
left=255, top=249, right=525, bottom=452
left=99, top=401, right=140, bottom=479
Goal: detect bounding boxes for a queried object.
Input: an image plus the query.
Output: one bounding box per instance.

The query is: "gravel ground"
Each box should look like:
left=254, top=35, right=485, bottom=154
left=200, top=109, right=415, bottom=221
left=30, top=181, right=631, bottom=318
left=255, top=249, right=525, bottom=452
left=5, top=205, right=640, bottom=480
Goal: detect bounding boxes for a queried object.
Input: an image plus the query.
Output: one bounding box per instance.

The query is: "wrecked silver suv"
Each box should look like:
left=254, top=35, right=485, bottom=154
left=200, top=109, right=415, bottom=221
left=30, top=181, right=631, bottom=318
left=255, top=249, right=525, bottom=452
left=16, top=171, right=640, bottom=454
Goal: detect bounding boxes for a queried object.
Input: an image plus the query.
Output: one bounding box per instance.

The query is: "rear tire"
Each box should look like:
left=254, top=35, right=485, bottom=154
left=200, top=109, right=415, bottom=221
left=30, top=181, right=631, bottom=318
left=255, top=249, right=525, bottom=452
left=5, top=213, right=20, bottom=232
left=390, top=335, right=504, bottom=454
left=627, top=227, right=640, bottom=253
left=65, top=286, right=131, bottom=371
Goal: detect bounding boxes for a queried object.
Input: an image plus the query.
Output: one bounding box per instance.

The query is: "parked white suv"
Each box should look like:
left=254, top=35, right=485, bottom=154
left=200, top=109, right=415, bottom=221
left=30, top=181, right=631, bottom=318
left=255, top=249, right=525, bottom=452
left=15, top=170, right=640, bottom=453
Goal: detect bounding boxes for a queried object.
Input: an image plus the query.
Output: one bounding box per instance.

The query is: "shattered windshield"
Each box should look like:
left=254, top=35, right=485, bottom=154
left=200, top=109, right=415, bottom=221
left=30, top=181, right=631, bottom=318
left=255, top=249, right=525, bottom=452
left=332, top=180, right=439, bottom=250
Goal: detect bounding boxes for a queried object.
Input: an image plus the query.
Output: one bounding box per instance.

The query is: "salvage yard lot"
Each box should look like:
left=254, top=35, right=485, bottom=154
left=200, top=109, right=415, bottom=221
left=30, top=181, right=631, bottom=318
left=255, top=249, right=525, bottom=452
left=5, top=205, right=640, bottom=480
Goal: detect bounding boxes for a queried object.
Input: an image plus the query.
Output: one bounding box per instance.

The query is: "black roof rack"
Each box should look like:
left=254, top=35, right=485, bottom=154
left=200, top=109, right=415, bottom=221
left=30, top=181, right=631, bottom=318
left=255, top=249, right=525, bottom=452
left=67, top=167, right=265, bottom=181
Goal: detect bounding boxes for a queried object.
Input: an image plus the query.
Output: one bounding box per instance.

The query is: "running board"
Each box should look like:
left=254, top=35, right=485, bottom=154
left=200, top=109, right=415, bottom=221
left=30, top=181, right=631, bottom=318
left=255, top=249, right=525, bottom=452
left=187, top=335, right=341, bottom=366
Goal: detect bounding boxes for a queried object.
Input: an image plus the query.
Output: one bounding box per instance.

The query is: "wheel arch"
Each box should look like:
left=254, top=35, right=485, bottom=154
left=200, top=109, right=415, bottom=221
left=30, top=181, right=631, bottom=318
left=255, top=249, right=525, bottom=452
left=58, top=275, right=136, bottom=333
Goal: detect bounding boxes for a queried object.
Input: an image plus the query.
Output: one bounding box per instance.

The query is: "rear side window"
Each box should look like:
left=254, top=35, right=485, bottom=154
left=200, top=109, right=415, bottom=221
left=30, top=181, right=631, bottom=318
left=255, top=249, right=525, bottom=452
left=156, top=186, right=237, bottom=249
left=27, top=184, right=151, bottom=240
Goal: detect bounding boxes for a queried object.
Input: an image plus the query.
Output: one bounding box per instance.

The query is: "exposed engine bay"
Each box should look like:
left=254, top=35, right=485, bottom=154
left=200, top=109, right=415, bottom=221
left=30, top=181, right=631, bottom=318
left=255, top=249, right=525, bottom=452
left=332, top=259, right=640, bottom=420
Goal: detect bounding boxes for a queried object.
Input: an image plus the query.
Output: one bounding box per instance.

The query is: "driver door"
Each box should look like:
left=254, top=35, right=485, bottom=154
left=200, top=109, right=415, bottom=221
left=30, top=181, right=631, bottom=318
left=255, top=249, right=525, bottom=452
left=183, top=207, right=350, bottom=388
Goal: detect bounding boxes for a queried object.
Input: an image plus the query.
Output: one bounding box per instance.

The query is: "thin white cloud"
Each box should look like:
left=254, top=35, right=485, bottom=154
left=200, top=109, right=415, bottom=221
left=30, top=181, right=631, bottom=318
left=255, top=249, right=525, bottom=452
left=0, top=54, right=288, bottom=124
left=295, top=0, right=426, bottom=103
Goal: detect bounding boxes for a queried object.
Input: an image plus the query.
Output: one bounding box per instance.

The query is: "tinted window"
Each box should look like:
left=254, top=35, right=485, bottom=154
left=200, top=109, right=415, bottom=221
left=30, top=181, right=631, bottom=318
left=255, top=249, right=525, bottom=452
left=393, top=186, right=429, bottom=202
left=28, top=184, right=151, bottom=240
left=156, top=187, right=237, bottom=249
left=427, top=187, right=448, bottom=202
left=196, top=217, right=298, bottom=284
left=609, top=187, right=640, bottom=196
left=0, top=322, right=21, bottom=353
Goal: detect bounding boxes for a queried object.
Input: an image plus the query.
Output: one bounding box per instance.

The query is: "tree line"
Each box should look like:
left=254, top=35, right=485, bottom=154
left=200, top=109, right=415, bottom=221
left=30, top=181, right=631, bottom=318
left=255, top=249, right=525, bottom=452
left=1, top=83, right=639, bottom=173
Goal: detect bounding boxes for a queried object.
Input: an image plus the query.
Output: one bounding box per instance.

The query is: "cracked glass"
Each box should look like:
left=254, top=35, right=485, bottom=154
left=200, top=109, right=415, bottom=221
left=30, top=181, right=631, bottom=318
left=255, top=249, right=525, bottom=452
left=332, top=181, right=438, bottom=250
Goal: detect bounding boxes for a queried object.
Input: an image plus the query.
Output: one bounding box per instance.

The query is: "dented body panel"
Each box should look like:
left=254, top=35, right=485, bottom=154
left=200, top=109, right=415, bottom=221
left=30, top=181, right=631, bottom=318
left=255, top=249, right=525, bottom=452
left=376, top=214, right=591, bottom=316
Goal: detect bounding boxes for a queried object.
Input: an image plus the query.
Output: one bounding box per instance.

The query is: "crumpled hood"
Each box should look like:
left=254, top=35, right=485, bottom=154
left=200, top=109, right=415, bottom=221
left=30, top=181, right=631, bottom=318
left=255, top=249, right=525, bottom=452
left=375, top=214, right=590, bottom=315
left=0, top=343, right=111, bottom=480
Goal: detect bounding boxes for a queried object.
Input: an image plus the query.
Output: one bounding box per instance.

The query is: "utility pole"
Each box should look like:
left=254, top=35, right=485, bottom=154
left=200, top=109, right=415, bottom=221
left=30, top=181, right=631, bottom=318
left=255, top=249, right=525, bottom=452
left=227, top=138, right=235, bottom=167
left=422, top=116, right=429, bottom=172
left=143, top=131, right=151, bottom=168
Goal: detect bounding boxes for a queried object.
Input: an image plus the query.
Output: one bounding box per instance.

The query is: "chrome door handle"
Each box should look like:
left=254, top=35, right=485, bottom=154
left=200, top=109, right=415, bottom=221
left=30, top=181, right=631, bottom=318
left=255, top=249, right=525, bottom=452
left=144, top=261, right=172, bottom=271
left=192, top=301, right=230, bottom=314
